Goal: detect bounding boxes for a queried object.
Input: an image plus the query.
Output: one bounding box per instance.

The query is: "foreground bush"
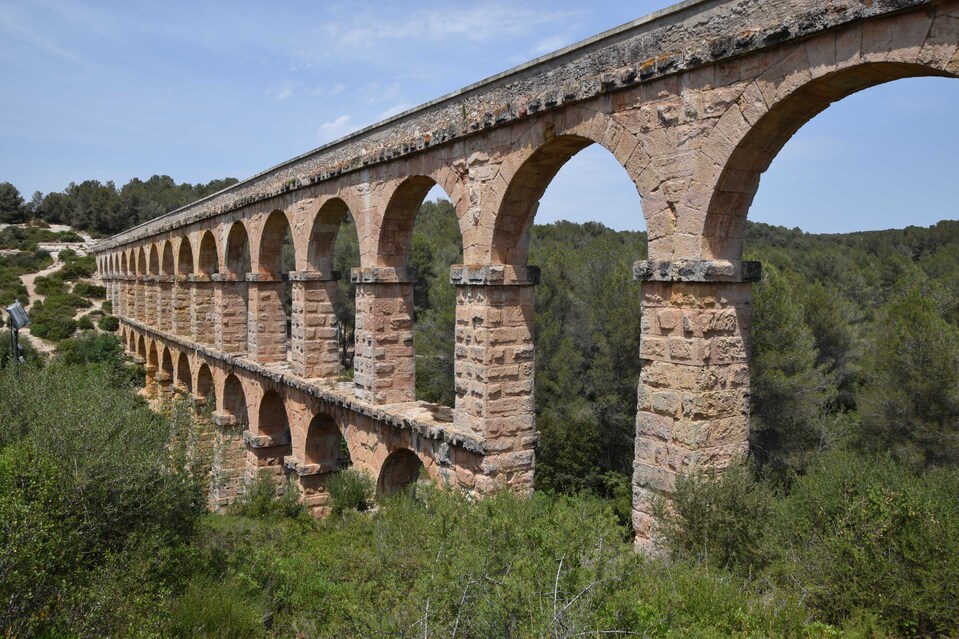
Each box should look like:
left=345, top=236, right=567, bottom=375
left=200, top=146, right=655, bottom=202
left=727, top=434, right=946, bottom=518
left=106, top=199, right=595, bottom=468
left=326, top=467, right=375, bottom=515
left=0, top=362, right=204, bottom=636
left=662, top=452, right=959, bottom=637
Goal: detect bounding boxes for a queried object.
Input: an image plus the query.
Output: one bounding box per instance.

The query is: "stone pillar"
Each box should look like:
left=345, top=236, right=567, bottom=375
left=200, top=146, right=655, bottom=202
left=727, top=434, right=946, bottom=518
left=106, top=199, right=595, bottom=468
left=157, top=371, right=173, bottom=403
left=208, top=411, right=248, bottom=511
left=143, top=275, right=158, bottom=327
left=172, top=275, right=191, bottom=336
left=135, top=276, right=146, bottom=323
left=189, top=275, right=215, bottom=345
left=157, top=276, right=174, bottom=332
left=246, top=273, right=288, bottom=364
left=351, top=267, right=415, bottom=404
left=289, top=271, right=340, bottom=379
left=632, top=259, right=760, bottom=550
left=144, top=363, right=158, bottom=397
left=120, top=276, right=132, bottom=318
left=212, top=274, right=248, bottom=354
left=451, top=264, right=538, bottom=494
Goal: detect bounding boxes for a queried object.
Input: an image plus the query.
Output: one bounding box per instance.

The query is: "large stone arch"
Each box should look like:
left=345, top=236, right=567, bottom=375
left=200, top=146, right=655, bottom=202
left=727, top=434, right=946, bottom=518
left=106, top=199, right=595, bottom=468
left=160, top=241, right=174, bottom=276
left=307, top=197, right=353, bottom=275
left=196, top=362, right=214, bottom=401
left=703, top=65, right=959, bottom=259
left=254, top=209, right=293, bottom=275
left=490, top=130, right=645, bottom=265
left=197, top=230, right=218, bottom=274
left=176, top=237, right=194, bottom=276
left=304, top=412, right=346, bottom=469
left=224, top=221, right=250, bottom=275
left=376, top=171, right=464, bottom=270
left=175, top=351, right=192, bottom=395
left=220, top=373, right=249, bottom=425
left=377, top=448, right=424, bottom=497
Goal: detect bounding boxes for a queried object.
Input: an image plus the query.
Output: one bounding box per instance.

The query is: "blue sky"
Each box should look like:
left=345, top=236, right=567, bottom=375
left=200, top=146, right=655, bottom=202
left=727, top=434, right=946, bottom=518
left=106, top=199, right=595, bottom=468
left=1, top=0, right=956, bottom=233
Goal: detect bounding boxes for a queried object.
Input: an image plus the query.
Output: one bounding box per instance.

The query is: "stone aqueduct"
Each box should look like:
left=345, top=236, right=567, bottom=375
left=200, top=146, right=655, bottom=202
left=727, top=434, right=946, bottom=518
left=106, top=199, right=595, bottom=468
left=93, top=0, right=959, bottom=545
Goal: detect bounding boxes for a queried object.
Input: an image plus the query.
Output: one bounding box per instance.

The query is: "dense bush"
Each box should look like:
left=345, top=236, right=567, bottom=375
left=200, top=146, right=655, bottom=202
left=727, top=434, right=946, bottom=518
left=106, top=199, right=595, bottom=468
left=0, top=362, right=205, bottom=636
left=34, top=274, right=67, bottom=296
left=326, top=468, right=375, bottom=515
left=0, top=225, right=82, bottom=250
left=28, top=294, right=90, bottom=340
left=661, top=453, right=959, bottom=637
left=185, top=487, right=820, bottom=638
left=73, top=281, right=106, bottom=299
left=77, top=314, right=94, bottom=330
left=0, top=330, right=43, bottom=367
left=99, top=314, right=119, bottom=331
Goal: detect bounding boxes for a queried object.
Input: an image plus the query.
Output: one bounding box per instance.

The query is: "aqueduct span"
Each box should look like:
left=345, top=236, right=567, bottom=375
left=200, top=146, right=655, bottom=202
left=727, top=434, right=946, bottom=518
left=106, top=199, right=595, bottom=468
left=94, top=0, right=959, bottom=546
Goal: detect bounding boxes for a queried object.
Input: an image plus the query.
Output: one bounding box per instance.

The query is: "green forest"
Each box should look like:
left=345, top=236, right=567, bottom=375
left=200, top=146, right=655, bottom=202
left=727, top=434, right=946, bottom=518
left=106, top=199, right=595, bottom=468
left=0, top=174, right=958, bottom=637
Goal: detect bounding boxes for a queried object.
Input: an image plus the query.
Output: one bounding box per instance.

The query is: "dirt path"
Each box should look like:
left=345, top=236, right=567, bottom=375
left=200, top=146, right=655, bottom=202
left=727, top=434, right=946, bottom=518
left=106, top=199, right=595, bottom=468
left=21, top=252, right=63, bottom=307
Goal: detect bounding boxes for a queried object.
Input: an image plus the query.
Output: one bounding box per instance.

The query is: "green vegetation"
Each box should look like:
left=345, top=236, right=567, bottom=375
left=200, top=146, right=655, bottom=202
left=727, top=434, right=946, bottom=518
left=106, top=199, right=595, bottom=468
left=24, top=174, right=239, bottom=236
left=0, top=223, right=82, bottom=250
left=661, top=452, right=959, bottom=637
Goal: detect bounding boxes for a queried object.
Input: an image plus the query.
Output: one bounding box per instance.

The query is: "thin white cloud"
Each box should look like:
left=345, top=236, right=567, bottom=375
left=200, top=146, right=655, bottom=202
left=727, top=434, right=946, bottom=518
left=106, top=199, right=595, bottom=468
left=532, top=34, right=570, bottom=55
left=318, top=115, right=355, bottom=142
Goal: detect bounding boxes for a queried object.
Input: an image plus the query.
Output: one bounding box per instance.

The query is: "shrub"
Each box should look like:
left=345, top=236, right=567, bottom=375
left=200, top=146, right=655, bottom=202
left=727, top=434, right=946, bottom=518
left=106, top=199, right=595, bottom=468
left=229, top=475, right=306, bottom=521
left=773, top=452, right=959, bottom=637
left=77, top=315, right=94, bottom=330
left=658, top=464, right=776, bottom=573
left=73, top=282, right=106, bottom=299
left=0, top=330, right=43, bottom=368
left=101, top=300, right=113, bottom=314
left=167, top=578, right=265, bottom=639
left=0, top=363, right=204, bottom=635
left=34, top=275, right=67, bottom=296
left=99, top=315, right=119, bottom=331
left=326, top=468, right=375, bottom=515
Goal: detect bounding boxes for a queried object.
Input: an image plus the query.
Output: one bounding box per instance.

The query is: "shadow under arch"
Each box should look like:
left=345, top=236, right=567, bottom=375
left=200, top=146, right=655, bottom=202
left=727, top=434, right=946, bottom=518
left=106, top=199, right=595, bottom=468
left=175, top=352, right=192, bottom=395
left=377, top=448, right=424, bottom=497
left=221, top=373, right=248, bottom=426
left=704, top=62, right=957, bottom=260
left=304, top=412, right=348, bottom=469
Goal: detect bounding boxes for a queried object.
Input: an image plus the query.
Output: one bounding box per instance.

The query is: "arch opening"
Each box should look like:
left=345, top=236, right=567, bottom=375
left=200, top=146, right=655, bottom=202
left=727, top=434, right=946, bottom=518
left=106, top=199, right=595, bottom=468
left=491, top=133, right=647, bottom=495
left=705, top=62, right=956, bottom=260
left=196, top=363, right=213, bottom=402
left=304, top=413, right=346, bottom=469
left=377, top=448, right=424, bottom=497
left=380, top=176, right=463, bottom=406
left=175, top=352, right=192, bottom=395
left=257, top=390, right=292, bottom=456
left=197, top=231, right=219, bottom=275
left=222, top=374, right=248, bottom=426
left=177, top=238, right=194, bottom=276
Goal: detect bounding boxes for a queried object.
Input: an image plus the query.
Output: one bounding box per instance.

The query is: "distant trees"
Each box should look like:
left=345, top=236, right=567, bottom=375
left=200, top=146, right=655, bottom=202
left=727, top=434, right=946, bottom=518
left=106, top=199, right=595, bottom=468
left=858, top=280, right=959, bottom=470
left=0, top=175, right=239, bottom=236
left=0, top=182, right=26, bottom=223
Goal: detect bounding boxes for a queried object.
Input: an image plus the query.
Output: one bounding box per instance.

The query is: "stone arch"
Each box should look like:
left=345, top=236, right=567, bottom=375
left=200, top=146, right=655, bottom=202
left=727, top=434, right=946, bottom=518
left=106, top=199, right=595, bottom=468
left=256, top=209, right=293, bottom=275
left=137, top=334, right=147, bottom=360
left=136, top=247, right=147, bottom=275
left=197, top=230, right=218, bottom=274
left=148, top=244, right=160, bottom=275
left=177, top=237, right=194, bottom=275
left=700, top=58, right=959, bottom=260
left=196, top=363, right=214, bottom=401
left=307, top=198, right=353, bottom=274
left=120, top=252, right=128, bottom=275
left=491, top=133, right=639, bottom=265
left=377, top=448, right=424, bottom=497
left=377, top=175, right=463, bottom=269
left=221, top=373, right=248, bottom=425
left=161, top=241, right=174, bottom=276
left=257, top=390, right=293, bottom=457
left=304, top=412, right=346, bottom=468
left=160, top=346, right=174, bottom=381
left=175, top=351, right=192, bottom=395
left=224, top=221, right=251, bottom=275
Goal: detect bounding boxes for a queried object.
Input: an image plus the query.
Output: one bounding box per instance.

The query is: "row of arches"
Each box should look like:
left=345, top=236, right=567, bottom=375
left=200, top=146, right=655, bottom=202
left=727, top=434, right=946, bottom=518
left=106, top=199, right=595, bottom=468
left=121, top=325, right=469, bottom=507
left=97, top=6, right=959, bottom=544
